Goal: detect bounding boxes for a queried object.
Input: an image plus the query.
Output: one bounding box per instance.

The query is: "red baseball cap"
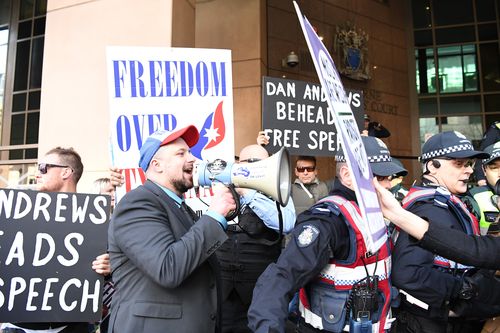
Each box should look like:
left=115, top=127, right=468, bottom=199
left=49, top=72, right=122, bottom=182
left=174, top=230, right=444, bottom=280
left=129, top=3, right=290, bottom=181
left=139, top=125, right=200, bottom=171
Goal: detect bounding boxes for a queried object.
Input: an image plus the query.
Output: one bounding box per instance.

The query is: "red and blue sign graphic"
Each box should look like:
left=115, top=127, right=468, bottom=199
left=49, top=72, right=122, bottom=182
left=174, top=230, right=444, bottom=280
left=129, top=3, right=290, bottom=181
left=191, top=101, right=226, bottom=160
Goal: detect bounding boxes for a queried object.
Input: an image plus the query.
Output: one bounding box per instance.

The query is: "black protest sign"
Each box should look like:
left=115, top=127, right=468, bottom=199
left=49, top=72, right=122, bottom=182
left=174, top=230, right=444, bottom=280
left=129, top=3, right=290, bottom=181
left=0, top=189, right=110, bottom=322
left=262, top=76, right=363, bottom=156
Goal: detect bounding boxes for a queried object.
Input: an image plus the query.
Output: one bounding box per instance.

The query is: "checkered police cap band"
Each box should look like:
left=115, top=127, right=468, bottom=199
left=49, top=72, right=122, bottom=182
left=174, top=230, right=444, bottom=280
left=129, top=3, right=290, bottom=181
left=335, top=154, right=391, bottom=163
left=368, top=155, right=392, bottom=163
left=420, top=143, right=474, bottom=161
left=335, top=155, right=346, bottom=162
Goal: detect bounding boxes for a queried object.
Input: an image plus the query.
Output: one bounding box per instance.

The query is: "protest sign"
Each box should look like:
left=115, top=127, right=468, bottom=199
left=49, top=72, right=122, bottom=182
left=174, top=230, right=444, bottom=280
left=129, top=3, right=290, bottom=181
left=0, top=189, right=110, bottom=322
left=262, top=76, right=363, bottom=156
left=106, top=47, right=235, bottom=212
left=294, top=2, right=387, bottom=252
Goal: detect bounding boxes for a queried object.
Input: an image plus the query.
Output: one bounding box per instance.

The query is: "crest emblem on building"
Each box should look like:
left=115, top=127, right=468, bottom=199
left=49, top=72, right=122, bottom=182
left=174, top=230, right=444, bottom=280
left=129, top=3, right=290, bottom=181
left=334, top=22, right=371, bottom=81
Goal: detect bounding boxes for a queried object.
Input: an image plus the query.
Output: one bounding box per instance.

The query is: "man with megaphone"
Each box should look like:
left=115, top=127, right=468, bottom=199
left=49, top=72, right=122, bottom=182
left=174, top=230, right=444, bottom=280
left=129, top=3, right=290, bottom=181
left=197, top=144, right=296, bottom=333
left=107, top=126, right=236, bottom=333
left=248, top=136, right=407, bottom=333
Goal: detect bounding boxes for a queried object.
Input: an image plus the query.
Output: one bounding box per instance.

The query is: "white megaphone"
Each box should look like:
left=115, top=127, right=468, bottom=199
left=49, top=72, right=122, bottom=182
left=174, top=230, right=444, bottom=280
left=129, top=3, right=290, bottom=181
left=195, top=147, right=291, bottom=206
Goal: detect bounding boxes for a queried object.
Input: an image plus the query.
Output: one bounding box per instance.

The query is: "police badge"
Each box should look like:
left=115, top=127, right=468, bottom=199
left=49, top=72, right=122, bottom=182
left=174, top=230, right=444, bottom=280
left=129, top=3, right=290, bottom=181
left=297, top=225, right=320, bottom=247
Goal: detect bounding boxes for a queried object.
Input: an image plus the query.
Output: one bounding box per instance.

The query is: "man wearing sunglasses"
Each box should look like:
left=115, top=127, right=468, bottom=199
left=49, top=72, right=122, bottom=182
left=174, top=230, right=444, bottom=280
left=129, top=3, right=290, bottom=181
left=248, top=136, right=407, bottom=333
left=291, top=156, right=329, bottom=215
left=391, top=131, right=496, bottom=333
left=1, top=147, right=110, bottom=333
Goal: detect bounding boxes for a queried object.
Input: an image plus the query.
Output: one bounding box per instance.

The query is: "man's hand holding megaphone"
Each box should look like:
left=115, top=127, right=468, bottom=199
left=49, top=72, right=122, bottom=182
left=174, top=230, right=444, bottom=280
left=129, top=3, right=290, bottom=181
left=208, top=183, right=238, bottom=221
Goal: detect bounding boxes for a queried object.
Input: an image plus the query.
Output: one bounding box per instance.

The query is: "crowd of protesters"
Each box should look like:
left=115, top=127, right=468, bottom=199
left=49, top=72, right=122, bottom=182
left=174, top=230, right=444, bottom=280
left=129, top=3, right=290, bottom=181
left=2, top=118, right=499, bottom=333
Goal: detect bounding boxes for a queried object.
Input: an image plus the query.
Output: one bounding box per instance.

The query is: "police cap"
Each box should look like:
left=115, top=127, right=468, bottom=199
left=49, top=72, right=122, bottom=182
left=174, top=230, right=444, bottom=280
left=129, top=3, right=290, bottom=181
left=482, top=142, right=500, bottom=165
left=420, top=131, right=489, bottom=162
left=335, top=136, right=407, bottom=177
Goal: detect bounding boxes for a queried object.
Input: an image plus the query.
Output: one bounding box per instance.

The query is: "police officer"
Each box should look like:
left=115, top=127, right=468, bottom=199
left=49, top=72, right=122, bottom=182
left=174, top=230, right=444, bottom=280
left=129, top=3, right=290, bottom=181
left=247, top=136, right=407, bottom=333
left=474, top=121, right=500, bottom=186
left=218, top=144, right=296, bottom=333
left=391, top=131, right=492, bottom=333
left=465, top=142, right=500, bottom=235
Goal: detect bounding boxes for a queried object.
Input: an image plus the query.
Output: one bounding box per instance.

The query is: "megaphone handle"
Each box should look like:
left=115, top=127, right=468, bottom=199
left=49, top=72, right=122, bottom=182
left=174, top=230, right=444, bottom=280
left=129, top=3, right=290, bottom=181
left=225, top=184, right=241, bottom=221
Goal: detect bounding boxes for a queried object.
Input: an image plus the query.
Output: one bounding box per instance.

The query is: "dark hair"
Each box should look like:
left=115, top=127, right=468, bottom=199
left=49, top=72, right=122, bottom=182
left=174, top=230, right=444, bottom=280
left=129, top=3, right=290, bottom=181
left=296, top=155, right=316, bottom=166
left=45, top=147, right=84, bottom=183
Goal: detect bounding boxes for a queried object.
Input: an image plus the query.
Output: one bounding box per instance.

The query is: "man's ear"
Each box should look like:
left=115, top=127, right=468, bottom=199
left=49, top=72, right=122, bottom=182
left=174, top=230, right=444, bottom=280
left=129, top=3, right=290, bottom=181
left=61, top=167, right=73, bottom=180
left=339, top=165, right=352, bottom=187
left=149, top=158, right=162, bottom=172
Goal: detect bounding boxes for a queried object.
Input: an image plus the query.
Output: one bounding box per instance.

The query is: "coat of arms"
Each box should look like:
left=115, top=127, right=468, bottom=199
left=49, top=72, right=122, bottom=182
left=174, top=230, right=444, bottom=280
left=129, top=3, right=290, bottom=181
left=334, top=22, right=371, bottom=81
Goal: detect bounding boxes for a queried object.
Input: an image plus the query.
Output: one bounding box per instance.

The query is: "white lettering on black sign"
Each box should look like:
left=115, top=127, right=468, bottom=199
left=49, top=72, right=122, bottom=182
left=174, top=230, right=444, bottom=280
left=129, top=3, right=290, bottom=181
left=262, top=76, right=363, bottom=156
left=0, top=189, right=110, bottom=322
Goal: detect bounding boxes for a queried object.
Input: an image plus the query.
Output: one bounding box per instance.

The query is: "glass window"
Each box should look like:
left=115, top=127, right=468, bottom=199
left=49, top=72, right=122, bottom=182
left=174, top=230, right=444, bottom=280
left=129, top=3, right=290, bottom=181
left=480, top=43, right=500, bottom=92
left=440, top=95, right=481, bottom=115
left=0, top=0, right=11, bottom=25
left=414, top=30, right=433, bottom=47
left=26, top=112, right=39, bottom=144
left=33, top=17, right=45, bottom=36
left=35, top=0, right=47, bottom=17
left=416, top=48, right=436, bottom=94
left=433, top=0, right=473, bottom=26
left=441, top=115, right=483, bottom=142
left=419, top=98, right=438, bottom=116
left=435, top=45, right=477, bottom=93
left=484, top=94, right=500, bottom=112
left=28, top=90, right=40, bottom=110
left=412, top=0, right=432, bottom=29
left=9, top=149, right=24, bottom=160
left=13, top=40, right=30, bottom=91
left=478, top=24, right=498, bottom=41
left=463, top=54, right=478, bottom=91
left=18, top=20, right=32, bottom=40
left=12, top=93, right=26, bottom=112
left=435, top=26, right=475, bottom=45
left=30, top=37, right=43, bottom=89
left=476, top=0, right=496, bottom=22
left=419, top=117, right=439, bottom=145
left=0, top=28, right=8, bottom=128
left=437, top=53, right=463, bottom=93
left=19, top=0, right=34, bottom=20
left=10, top=113, right=25, bottom=145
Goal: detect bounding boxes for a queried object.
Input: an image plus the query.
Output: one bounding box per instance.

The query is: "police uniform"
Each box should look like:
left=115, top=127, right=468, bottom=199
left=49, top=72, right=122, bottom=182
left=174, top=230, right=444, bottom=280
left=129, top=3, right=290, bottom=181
left=247, top=136, right=407, bottom=333
left=474, top=121, right=500, bottom=182
left=391, top=131, right=492, bottom=333
left=218, top=190, right=295, bottom=333
left=466, top=142, right=500, bottom=235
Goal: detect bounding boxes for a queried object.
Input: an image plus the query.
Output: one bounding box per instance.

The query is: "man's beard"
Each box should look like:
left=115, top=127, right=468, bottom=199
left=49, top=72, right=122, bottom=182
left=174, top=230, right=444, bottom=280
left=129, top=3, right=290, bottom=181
left=172, top=178, right=193, bottom=194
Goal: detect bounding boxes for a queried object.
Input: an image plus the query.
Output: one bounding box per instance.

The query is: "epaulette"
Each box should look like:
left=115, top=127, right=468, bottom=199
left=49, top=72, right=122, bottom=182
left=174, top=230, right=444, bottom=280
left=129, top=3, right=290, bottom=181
left=309, top=201, right=341, bottom=216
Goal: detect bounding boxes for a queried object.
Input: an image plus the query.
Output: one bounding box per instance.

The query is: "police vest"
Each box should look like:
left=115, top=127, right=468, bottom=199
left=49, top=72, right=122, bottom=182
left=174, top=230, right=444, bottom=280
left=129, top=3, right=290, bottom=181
left=469, top=186, right=499, bottom=235
left=402, top=186, right=479, bottom=271
left=217, top=206, right=281, bottom=304
left=298, top=195, right=393, bottom=333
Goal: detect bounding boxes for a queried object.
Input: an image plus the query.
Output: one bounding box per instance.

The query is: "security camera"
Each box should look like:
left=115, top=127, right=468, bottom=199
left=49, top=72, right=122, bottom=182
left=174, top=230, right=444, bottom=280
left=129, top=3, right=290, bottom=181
left=283, top=51, right=299, bottom=68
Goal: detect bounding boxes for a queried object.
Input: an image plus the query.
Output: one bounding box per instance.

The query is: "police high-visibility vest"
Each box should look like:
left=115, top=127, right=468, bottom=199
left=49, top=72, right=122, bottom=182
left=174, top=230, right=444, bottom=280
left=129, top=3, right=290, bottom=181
left=299, top=195, right=393, bottom=333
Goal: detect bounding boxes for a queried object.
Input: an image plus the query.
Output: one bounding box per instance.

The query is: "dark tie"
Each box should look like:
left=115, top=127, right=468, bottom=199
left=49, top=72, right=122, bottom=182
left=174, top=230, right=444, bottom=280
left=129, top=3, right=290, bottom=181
left=180, top=201, right=199, bottom=222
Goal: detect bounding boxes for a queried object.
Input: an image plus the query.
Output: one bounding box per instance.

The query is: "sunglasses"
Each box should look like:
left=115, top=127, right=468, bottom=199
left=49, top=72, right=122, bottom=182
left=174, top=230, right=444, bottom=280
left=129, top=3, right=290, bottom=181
left=437, top=158, right=475, bottom=168
left=239, top=158, right=262, bottom=163
left=375, top=175, right=392, bottom=181
left=38, top=163, right=71, bottom=174
left=296, top=166, right=315, bottom=173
